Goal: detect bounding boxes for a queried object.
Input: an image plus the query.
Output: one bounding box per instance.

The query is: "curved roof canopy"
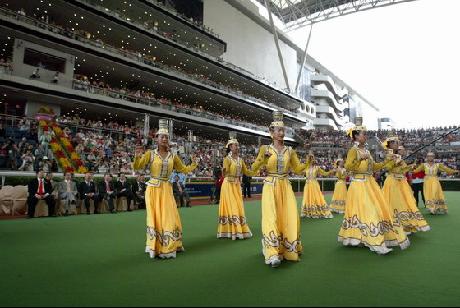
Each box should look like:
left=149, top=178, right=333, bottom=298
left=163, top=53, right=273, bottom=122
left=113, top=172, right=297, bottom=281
left=256, top=0, right=418, bottom=30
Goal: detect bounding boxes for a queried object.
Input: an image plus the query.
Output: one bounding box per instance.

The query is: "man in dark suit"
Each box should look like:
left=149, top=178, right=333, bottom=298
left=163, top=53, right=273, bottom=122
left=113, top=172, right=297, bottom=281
left=27, top=169, right=56, bottom=218
left=214, top=172, right=224, bottom=205
left=242, top=173, right=252, bottom=199
left=99, top=173, right=116, bottom=213
left=116, top=173, right=133, bottom=212
left=132, top=174, right=146, bottom=209
left=172, top=175, right=191, bottom=208
left=79, top=171, right=99, bottom=214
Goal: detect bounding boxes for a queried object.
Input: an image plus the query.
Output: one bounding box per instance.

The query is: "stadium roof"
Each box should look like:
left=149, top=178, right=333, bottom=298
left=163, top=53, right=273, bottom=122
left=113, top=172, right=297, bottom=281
left=256, top=0, right=418, bottom=30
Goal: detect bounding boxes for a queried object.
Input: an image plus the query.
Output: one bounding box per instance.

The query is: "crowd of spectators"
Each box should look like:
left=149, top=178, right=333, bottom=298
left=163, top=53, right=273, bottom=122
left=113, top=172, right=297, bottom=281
left=1, top=113, right=459, bottom=178
left=72, top=74, right=272, bottom=132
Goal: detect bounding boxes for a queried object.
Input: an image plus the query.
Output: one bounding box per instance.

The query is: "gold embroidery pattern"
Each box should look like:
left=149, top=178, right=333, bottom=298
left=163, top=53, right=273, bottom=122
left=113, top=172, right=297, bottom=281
left=218, top=215, right=247, bottom=226
left=393, top=209, right=425, bottom=223
left=341, top=215, right=400, bottom=237
left=262, top=231, right=301, bottom=253
left=146, top=227, right=182, bottom=246
left=426, top=199, right=446, bottom=206
left=331, top=200, right=346, bottom=206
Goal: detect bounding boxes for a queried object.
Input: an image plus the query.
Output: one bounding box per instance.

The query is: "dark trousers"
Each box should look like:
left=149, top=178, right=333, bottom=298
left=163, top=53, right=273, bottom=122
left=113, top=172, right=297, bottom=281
left=135, top=194, right=145, bottom=209
left=412, top=182, right=425, bottom=207
left=175, top=191, right=191, bottom=208
left=103, top=194, right=116, bottom=212
left=118, top=191, right=133, bottom=211
left=243, top=183, right=251, bottom=198
left=83, top=195, right=100, bottom=214
left=215, top=187, right=221, bottom=204
left=27, top=196, right=55, bottom=218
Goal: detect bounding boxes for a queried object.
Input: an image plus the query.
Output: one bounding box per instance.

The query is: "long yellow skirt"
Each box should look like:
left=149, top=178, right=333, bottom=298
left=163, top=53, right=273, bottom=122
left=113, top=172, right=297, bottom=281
left=144, top=182, right=184, bottom=259
left=301, top=180, right=333, bottom=219
left=261, top=177, right=302, bottom=265
left=338, top=176, right=410, bottom=255
left=383, top=176, right=430, bottom=234
left=331, top=180, right=347, bottom=214
left=217, top=179, right=252, bottom=240
left=424, top=176, right=448, bottom=215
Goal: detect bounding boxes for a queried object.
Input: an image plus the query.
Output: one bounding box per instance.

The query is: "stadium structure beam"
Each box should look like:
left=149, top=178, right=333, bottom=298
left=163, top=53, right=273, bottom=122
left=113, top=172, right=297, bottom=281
left=294, top=23, right=313, bottom=94
left=264, top=0, right=292, bottom=93
left=258, top=0, right=420, bottom=32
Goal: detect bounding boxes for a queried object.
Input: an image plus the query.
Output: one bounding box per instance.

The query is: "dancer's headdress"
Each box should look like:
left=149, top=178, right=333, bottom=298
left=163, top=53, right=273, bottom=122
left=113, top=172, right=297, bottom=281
left=382, top=133, right=399, bottom=150
left=347, top=117, right=366, bottom=139
left=226, top=131, right=239, bottom=148
left=270, top=111, right=284, bottom=128
left=156, top=119, right=169, bottom=136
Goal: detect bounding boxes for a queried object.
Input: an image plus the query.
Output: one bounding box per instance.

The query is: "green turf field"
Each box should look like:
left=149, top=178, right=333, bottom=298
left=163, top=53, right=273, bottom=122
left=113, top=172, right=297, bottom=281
left=1, top=192, right=460, bottom=307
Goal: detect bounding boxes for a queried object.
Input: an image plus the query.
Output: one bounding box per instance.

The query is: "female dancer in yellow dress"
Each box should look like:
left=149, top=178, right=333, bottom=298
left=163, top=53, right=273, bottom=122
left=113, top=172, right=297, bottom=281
left=330, top=159, right=348, bottom=214
left=382, top=140, right=430, bottom=234
left=301, top=154, right=334, bottom=219
left=133, top=119, right=198, bottom=259
left=338, top=119, right=410, bottom=254
left=251, top=111, right=308, bottom=268
left=412, top=152, right=458, bottom=215
left=217, top=136, right=256, bottom=240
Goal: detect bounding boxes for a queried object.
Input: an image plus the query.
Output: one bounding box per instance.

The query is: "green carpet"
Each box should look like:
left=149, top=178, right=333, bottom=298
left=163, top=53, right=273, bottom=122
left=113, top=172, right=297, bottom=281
left=1, top=193, right=460, bottom=307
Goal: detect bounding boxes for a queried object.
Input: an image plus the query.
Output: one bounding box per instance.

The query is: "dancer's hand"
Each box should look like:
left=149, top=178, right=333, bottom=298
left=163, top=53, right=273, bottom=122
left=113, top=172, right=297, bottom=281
left=264, top=148, right=272, bottom=160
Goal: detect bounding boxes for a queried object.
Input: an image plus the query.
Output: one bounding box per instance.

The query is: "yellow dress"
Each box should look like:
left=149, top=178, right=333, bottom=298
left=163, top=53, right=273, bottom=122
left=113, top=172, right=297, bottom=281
left=301, top=166, right=333, bottom=219
left=251, top=145, right=307, bottom=265
left=217, top=155, right=256, bottom=240
left=338, top=145, right=410, bottom=254
left=133, top=150, right=197, bottom=259
left=383, top=160, right=430, bottom=233
left=413, top=163, right=456, bottom=215
left=331, top=168, right=348, bottom=214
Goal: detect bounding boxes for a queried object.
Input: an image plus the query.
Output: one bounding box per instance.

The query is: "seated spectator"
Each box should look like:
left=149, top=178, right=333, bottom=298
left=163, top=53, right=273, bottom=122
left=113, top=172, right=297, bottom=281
left=18, top=149, right=35, bottom=171
left=27, top=170, right=56, bottom=218
left=46, top=172, right=59, bottom=200
left=119, top=162, right=132, bottom=175
left=172, top=175, right=191, bottom=208
left=58, top=172, right=78, bottom=216
left=132, top=173, right=146, bottom=209
left=19, top=122, right=30, bottom=137
left=99, top=173, right=116, bottom=214
left=39, top=156, right=52, bottom=173
left=79, top=172, right=100, bottom=215
left=18, top=137, right=29, bottom=153
left=5, top=138, right=19, bottom=170
left=116, top=173, right=133, bottom=212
